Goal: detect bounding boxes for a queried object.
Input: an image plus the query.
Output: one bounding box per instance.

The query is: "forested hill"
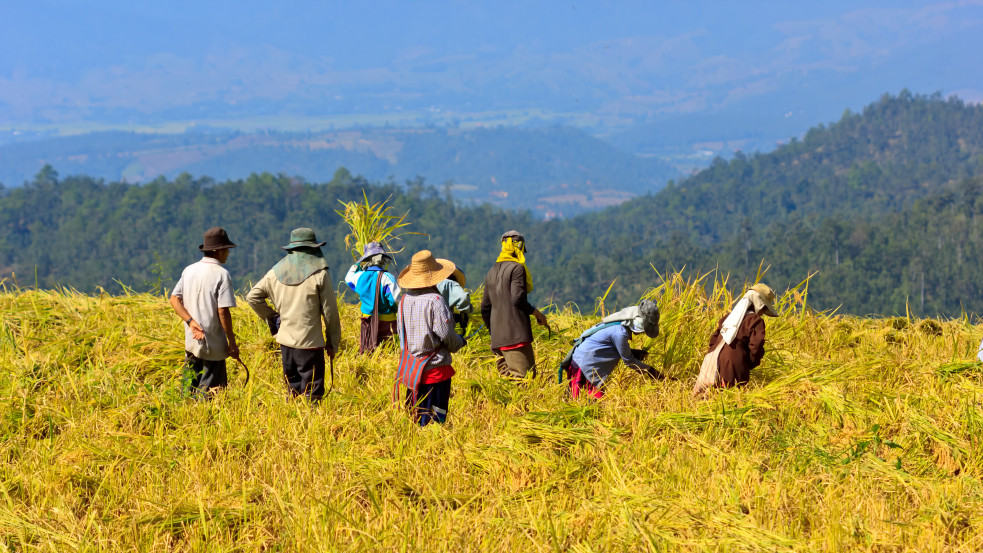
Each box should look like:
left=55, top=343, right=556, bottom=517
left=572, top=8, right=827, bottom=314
left=537, top=92, right=983, bottom=316
left=0, top=169, right=536, bottom=306
left=3, top=92, right=983, bottom=317
left=583, top=91, right=983, bottom=247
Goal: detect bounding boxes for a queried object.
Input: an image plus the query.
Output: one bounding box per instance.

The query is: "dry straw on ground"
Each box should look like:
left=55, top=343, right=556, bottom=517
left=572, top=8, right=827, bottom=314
left=1, top=273, right=981, bottom=551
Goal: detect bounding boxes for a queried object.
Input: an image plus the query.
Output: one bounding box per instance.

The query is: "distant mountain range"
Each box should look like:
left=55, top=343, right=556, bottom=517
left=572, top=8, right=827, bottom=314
left=4, top=3, right=983, bottom=184
left=3, top=92, right=983, bottom=316
left=0, top=126, right=676, bottom=217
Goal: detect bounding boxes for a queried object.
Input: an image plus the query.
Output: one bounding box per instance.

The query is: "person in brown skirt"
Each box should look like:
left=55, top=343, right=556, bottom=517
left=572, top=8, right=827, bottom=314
left=693, top=283, right=779, bottom=396
left=345, top=242, right=401, bottom=353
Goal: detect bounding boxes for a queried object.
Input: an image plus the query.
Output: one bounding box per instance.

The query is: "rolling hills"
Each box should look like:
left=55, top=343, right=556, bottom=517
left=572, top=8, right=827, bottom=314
left=0, top=125, right=676, bottom=218
left=2, top=92, right=983, bottom=317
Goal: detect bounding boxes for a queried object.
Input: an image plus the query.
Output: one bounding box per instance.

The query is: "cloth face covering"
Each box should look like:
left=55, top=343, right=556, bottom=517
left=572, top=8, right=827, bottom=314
left=601, top=305, right=646, bottom=334
left=495, top=237, right=533, bottom=293
left=274, top=248, right=329, bottom=285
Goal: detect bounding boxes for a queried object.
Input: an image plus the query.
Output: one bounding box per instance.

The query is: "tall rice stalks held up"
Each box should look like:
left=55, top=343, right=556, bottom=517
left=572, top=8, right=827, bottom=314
left=335, top=191, right=422, bottom=260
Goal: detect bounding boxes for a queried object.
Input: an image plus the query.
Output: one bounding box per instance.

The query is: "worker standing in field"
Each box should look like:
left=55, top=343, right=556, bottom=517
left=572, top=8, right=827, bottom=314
left=481, top=230, right=549, bottom=380
left=693, top=283, right=779, bottom=396
left=168, top=227, right=240, bottom=399
left=436, top=266, right=472, bottom=334
left=395, top=251, right=466, bottom=426
left=246, top=228, right=342, bottom=403
left=345, top=242, right=400, bottom=354
left=562, top=300, right=662, bottom=399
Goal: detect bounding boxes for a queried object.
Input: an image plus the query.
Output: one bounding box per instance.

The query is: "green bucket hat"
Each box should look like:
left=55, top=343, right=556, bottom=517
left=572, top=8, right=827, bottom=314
left=282, top=228, right=326, bottom=251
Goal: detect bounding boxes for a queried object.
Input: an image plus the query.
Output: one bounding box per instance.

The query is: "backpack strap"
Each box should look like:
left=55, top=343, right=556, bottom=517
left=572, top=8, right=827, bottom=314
left=369, top=270, right=383, bottom=349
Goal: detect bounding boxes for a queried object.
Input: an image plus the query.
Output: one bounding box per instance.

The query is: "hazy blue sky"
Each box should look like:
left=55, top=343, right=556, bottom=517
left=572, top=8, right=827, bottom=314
left=2, top=1, right=982, bottom=131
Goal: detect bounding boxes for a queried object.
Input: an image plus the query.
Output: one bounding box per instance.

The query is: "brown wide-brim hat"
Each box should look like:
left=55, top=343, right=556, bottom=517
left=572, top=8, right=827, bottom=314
left=450, top=268, right=465, bottom=288
left=398, top=250, right=456, bottom=289
left=749, top=283, right=779, bottom=317
left=198, top=227, right=237, bottom=251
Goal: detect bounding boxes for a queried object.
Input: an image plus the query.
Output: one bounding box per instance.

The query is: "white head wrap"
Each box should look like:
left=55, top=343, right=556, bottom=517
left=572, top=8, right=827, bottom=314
left=720, top=290, right=767, bottom=345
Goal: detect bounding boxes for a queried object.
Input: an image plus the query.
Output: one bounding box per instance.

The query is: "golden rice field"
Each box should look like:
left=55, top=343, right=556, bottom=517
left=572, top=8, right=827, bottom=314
left=1, top=273, right=981, bottom=552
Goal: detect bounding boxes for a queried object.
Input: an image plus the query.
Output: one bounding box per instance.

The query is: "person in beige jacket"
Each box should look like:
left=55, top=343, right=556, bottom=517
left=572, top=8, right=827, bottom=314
left=246, top=228, right=342, bottom=402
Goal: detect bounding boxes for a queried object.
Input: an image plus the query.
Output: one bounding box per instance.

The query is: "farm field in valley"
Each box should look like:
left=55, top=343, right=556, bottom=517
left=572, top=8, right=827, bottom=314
left=1, top=275, right=981, bottom=551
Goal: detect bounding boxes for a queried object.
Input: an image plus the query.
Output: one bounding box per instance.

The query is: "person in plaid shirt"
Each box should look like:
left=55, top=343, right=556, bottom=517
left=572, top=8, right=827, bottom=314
left=397, top=250, right=467, bottom=426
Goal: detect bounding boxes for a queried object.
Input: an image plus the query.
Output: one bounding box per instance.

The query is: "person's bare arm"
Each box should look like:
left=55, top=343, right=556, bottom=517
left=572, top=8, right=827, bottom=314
left=169, top=294, right=205, bottom=340
left=217, top=306, right=239, bottom=360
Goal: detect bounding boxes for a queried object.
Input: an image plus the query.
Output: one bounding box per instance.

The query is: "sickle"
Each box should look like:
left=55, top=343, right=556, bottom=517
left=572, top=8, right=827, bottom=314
left=232, top=357, right=250, bottom=387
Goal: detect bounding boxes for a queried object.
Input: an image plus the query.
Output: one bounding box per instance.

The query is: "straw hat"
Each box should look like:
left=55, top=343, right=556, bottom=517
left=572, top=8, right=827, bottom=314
left=398, top=250, right=456, bottom=289
left=748, top=283, right=779, bottom=317
left=449, top=268, right=466, bottom=288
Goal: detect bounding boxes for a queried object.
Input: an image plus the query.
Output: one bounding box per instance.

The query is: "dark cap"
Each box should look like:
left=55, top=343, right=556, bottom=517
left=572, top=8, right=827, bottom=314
left=501, top=230, right=524, bottom=242
left=199, top=227, right=237, bottom=251
left=638, top=299, right=660, bottom=338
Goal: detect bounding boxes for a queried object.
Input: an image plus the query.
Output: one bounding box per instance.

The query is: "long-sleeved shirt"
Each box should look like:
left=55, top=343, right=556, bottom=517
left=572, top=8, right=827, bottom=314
left=398, top=288, right=465, bottom=370
left=345, top=265, right=400, bottom=321
left=572, top=324, right=650, bottom=387
left=436, top=278, right=473, bottom=314
left=707, top=309, right=765, bottom=387
left=245, top=267, right=342, bottom=351
left=481, top=261, right=535, bottom=349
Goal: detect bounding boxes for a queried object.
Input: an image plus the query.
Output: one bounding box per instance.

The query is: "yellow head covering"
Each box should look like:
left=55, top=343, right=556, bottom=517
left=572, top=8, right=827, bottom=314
left=496, top=237, right=533, bottom=292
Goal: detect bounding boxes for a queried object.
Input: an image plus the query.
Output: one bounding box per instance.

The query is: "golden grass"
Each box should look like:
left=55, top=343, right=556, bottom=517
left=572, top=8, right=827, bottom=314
left=1, top=274, right=982, bottom=551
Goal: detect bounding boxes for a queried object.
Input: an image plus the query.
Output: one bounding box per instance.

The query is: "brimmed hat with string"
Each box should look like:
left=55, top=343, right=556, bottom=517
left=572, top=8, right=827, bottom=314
left=398, top=250, right=456, bottom=289
left=199, top=227, right=237, bottom=251
left=282, top=228, right=326, bottom=251
left=357, top=241, right=394, bottom=264
left=748, top=283, right=779, bottom=317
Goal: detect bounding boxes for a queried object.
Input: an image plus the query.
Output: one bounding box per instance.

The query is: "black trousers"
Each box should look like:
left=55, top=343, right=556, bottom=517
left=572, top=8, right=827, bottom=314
left=405, top=378, right=451, bottom=426
left=184, top=352, right=228, bottom=400
left=281, top=345, right=325, bottom=402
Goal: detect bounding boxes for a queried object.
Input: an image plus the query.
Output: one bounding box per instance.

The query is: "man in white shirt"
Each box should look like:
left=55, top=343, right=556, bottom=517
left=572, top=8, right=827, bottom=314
left=169, top=227, right=240, bottom=399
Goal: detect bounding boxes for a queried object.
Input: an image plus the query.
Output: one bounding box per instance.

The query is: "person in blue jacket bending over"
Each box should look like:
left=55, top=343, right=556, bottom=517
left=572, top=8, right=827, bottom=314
left=566, top=300, right=663, bottom=399
left=345, top=242, right=401, bottom=353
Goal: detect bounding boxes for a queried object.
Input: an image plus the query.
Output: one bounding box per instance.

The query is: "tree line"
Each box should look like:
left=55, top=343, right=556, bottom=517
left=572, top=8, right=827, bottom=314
left=3, top=92, right=983, bottom=317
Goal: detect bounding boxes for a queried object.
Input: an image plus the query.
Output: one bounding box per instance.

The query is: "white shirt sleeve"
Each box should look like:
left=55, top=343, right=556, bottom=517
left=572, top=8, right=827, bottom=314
left=384, top=271, right=401, bottom=299
left=216, top=270, right=236, bottom=308
left=345, top=264, right=360, bottom=291
left=171, top=274, right=185, bottom=298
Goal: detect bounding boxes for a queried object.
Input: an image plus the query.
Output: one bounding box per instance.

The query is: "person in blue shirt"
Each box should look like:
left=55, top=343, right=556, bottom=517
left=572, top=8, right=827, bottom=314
left=345, top=242, right=401, bottom=353
left=566, top=300, right=662, bottom=399
left=436, top=267, right=473, bottom=334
